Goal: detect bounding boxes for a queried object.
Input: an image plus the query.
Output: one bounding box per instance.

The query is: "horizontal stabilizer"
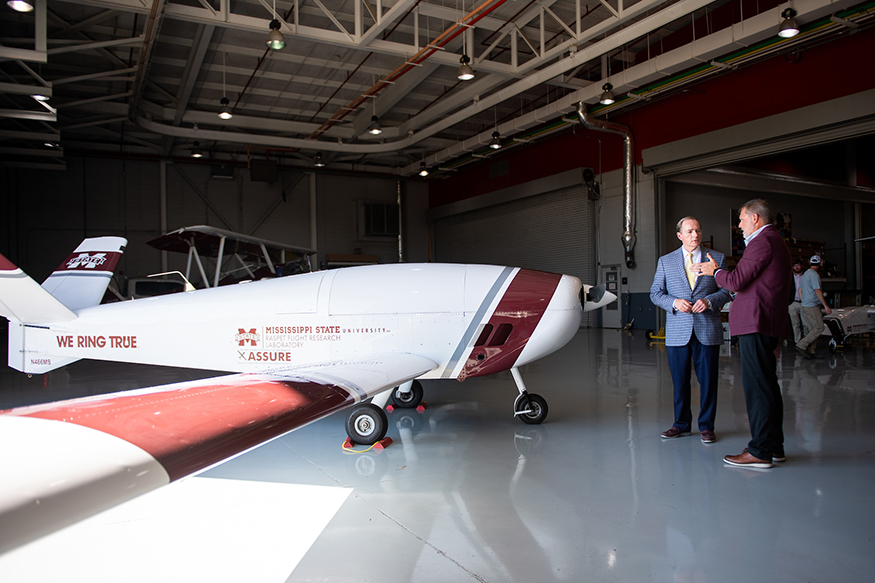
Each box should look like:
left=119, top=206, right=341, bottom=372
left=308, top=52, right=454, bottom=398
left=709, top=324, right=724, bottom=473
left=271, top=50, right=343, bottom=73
left=42, top=236, right=126, bottom=311
left=0, top=254, right=77, bottom=324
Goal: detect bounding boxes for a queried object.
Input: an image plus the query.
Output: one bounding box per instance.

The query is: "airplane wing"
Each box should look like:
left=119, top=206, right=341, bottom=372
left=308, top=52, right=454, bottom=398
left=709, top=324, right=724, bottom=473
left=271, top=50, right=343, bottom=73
left=146, top=225, right=316, bottom=287
left=0, top=353, right=436, bottom=554
left=147, top=225, right=316, bottom=259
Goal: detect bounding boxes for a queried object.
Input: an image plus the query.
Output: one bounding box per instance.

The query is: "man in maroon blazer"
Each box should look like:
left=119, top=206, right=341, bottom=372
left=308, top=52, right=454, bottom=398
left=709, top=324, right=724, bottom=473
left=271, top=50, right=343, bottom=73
left=694, top=199, right=791, bottom=469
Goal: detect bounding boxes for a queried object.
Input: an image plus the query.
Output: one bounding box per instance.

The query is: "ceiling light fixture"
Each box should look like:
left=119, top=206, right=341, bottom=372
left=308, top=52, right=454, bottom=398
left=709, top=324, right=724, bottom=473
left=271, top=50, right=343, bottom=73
left=32, top=94, right=56, bottom=114
left=489, top=131, right=502, bottom=150
left=191, top=141, right=203, bottom=158
left=314, top=152, right=325, bottom=167
left=778, top=8, right=800, bottom=38
left=600, top=83, right=615, bottom=105
left=219, top=97, right=233, bottom=120
left=489, top=106, right=501, bottom=150
left=6, top=0, right=34, bottom=12
left=368, top=88, right=382, bottom=135
left=419, top=162, right=429, bottom=177
left=266, top=0, right=286, bottom=50
left=368, top=115, right=382, bottom=135
left=458, top=55, right=475, bottom=81
left=218, top=52, right=233, bottom=119
left=457, top=20, right=474, bottom=81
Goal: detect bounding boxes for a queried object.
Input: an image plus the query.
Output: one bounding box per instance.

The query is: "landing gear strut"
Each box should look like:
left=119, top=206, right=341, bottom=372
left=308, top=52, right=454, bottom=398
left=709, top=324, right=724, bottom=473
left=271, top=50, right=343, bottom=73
left=510, top=367, right=549, bottom=425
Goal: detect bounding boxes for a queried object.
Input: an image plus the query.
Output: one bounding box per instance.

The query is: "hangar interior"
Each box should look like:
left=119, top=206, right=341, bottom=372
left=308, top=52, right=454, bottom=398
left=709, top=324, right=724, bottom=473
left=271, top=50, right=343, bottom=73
left=2, top=0, right=875, bottom=580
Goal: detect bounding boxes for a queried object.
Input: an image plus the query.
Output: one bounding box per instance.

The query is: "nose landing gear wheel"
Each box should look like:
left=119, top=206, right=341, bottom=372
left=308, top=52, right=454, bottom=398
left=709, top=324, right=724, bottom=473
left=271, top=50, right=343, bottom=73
left=514, top=393, right=548, bottom=425
left=345, top=403, right=388, bottom=445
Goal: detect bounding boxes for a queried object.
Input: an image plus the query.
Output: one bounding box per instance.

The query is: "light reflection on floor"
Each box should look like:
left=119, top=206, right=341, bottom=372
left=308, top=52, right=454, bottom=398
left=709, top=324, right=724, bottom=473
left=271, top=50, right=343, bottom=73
left=1, top=328, right=874, bottom=582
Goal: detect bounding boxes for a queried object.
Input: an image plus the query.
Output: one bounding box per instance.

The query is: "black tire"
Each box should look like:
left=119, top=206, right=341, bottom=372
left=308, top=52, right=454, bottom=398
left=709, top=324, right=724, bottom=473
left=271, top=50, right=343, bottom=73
left=515, top=393, right=548, bottom=425
left=645, top=329, right=654, bottom=340
left=345, top=404, right=388, bottom=445
left=829, top=339, right=837, bottom=353
left=391, top=380, right=424, bottom=408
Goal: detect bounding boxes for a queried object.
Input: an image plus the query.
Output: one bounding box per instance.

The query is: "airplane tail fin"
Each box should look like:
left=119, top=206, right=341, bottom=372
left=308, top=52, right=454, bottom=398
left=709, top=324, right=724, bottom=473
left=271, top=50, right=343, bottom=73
left=3, top=237, right=125, bottom=374
left=2, top=252, right=81, bottom=373
left=41, top=236, right=127, bottom=311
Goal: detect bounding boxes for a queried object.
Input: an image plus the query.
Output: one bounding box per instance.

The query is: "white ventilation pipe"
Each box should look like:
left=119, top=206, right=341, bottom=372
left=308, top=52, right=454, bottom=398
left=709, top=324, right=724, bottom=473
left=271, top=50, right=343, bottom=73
left=576, top=102, right=636, bottom=269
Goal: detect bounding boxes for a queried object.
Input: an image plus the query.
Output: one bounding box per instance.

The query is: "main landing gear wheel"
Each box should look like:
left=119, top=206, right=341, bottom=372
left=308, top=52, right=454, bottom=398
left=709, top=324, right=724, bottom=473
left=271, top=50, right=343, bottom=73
left=345, top=403, right=388, bottom=445
left=391, top=380, right=424, bottom=408
left=514, top=393, right=548, bottom=425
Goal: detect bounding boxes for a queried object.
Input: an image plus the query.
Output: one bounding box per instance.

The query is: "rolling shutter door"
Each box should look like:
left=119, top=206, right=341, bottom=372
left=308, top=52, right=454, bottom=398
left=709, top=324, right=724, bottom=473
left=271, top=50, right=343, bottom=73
left=434, top=185, right=594, bottom=324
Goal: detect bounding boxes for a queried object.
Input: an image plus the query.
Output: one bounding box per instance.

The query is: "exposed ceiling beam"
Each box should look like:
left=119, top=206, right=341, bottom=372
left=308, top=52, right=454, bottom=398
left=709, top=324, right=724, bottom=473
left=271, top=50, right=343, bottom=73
left=128, top=0, right=167, bottom=121
left=172, top=24, right=215, bottom=126
left=0, top=82, right=52, bottom=97
left=47, top=35, right=146, bottom=56
left=0, top=109, right=56, bottom=121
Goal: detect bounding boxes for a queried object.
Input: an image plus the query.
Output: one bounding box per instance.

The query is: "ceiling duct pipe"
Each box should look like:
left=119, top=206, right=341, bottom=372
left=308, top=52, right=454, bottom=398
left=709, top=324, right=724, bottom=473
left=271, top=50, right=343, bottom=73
left=576, top=102, right=636, bottom=269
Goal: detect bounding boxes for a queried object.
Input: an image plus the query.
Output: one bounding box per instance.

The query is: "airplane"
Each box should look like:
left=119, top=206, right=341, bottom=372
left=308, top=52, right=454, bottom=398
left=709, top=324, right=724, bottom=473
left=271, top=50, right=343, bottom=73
left=823, top=304, right=875, bottom=352
left=144, top=224, right=316, bottom=289
left=0, top=235, right=615, bottom=554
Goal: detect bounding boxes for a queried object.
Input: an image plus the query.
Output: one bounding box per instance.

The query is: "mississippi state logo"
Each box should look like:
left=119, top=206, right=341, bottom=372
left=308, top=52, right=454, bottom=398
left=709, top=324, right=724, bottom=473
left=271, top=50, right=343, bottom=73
left=66, top=253, right=108, bottom=269
left=236, top=328, right=259, bottom=347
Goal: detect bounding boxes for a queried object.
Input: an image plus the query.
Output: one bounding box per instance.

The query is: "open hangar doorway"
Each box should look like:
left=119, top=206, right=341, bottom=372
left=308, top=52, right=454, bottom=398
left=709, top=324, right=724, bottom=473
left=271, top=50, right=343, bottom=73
left=656, top=138, right=874, bottom=299
left=643, top=92, right=875, bottom=336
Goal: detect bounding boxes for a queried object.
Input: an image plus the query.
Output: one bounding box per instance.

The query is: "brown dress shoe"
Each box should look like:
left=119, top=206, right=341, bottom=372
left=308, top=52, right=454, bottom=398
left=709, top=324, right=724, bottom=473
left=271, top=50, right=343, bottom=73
left=661, top=427, right=691, bottom=439
left=724, top=451, right=772, bottom=469
left=744, top=447, right=785, bottom=462
left=700, top=430, right=716, bottom=444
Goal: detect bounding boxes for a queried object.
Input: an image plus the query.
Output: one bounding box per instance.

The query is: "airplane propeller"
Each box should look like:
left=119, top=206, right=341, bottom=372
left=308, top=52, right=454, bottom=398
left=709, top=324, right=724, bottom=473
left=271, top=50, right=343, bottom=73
left=582, top=283, right=617, bottom=312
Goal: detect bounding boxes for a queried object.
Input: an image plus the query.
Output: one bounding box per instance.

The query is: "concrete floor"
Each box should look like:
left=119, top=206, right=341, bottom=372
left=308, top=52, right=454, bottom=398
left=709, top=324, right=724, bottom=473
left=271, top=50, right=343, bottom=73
left=1, top=328, right=874, bottom=582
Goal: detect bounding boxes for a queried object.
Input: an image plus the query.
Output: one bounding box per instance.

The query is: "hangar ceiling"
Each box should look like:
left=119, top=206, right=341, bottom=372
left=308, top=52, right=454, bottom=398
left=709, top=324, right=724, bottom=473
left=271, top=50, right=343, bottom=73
left=1, top=0, right=871, bottom=175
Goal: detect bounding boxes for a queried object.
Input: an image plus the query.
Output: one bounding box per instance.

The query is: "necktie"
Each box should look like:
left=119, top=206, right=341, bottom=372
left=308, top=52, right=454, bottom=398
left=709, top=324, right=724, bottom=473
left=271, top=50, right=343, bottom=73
left=686, top=252, right=697, bottom=289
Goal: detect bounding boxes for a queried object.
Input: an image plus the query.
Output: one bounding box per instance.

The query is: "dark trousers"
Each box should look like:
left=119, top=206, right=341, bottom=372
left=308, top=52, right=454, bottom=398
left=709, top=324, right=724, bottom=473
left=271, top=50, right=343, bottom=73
left=666, top=332, right=720, bottom=432
left=737, top=333, right=784, bottom=461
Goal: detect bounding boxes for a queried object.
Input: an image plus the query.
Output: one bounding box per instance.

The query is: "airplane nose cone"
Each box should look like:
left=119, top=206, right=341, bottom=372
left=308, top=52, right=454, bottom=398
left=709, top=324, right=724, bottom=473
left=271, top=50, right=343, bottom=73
left=583, top=283, right=617, bottom=312
left=515, top=274, right=582, bottom=367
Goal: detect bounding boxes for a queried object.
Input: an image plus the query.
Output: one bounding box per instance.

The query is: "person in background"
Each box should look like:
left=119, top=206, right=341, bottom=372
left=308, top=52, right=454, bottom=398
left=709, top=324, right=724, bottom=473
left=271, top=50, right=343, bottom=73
left=651, top=217, right=731, bottom=444
left=788, top=259, right=805, bottom=344
left=795, top=255, right=832, bottom=358
left=694, top=199, right=791, bottom=469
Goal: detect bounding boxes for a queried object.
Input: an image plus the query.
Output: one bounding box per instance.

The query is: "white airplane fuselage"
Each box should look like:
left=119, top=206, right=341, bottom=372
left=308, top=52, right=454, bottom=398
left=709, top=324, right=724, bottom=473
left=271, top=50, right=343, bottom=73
left=10, top=264, right=583, bottom=380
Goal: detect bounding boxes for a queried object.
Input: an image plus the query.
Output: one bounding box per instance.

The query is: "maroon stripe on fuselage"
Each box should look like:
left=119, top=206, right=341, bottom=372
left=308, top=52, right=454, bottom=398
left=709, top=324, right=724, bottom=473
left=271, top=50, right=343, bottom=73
left=462, top=269, right=562, bottom=378
left=0, top=253, right=18, bottom=271
left=19, top=377, right=353, bottom=481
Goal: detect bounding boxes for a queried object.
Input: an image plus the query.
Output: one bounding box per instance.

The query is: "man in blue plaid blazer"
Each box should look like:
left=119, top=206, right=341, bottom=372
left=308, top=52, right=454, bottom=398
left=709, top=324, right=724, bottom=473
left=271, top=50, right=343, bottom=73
left=650, top=217, right=732, bottom=443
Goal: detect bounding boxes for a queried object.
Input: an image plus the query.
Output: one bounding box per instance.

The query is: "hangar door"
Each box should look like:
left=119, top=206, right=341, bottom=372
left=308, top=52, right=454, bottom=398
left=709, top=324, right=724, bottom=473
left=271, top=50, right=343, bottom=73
left=434, top=185, right=594, bottom=324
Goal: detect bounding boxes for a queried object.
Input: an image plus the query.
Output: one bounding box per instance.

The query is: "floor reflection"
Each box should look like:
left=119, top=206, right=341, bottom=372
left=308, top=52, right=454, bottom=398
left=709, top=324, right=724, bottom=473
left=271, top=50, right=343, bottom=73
left=2, top=328, right=874, bottom=582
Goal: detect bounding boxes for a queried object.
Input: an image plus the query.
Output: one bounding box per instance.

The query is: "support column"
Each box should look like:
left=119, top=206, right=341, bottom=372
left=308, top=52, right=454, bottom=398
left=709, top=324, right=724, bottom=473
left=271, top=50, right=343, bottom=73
left=310, top=172, right=318, bottom=269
